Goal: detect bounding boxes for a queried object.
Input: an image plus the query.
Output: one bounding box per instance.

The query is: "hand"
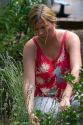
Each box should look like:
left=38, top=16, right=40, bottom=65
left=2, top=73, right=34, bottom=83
left=59, top=97, right=70, bottom=111
left=29, top=113, right=40, bottom=125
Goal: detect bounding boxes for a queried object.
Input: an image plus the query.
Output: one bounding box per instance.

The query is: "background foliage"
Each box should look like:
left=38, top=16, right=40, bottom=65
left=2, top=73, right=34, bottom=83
left=0, top=54, right=83, bottom=125
left=0, top=0, right=47, bottom=124
left=0, top=0, right=47, bottom=60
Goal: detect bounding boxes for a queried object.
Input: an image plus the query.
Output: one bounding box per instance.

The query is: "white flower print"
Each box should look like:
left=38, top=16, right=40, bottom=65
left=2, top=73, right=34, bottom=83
left=36, top=77, right=44, bottom=85
left=40, top=63, right=50, bottom=72
left=41, top=88, right=50, bottom=95
left=57, top=48, right=64, bottom=63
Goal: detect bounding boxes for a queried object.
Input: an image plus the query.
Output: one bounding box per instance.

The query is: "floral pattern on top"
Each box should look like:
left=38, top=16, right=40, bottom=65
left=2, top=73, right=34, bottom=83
left=40, top=63, right=50, bottom=73
left=46, top=87, right=57, bottom=96
left=33, top=31, right=70, bottom=100
left=36, top=76, right=44, bottom=85
left=53, top=67, right=64, bottom=84
left=41, top=88, right=50, bottom=95
left=57, top=47, right=64, bottom=63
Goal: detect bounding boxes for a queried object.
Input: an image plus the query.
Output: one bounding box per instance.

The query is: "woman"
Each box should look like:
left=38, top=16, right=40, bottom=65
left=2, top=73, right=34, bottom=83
left=23, top=4, right=82, bottom=124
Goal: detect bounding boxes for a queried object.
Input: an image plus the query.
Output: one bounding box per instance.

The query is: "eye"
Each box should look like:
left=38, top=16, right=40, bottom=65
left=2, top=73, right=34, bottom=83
left=40, top=27, right=46, bottom=30
left=35, top=27, right=46, bottom=32
left=42, top=26, right=45, bottom=29
left=35, top=28, right=38, bottom=32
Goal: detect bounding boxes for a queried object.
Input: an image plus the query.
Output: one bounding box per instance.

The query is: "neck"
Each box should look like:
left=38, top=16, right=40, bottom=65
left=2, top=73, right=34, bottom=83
left=37, top=29, right=58, bottom=48
left=46, top=30, right=57, bottom=46
left=38, top=37, right=47, bottom=46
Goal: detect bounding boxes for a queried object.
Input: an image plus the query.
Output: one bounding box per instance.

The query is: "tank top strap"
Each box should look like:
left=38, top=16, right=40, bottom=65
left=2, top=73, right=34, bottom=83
left=33, top=37, right=42, bottom=52
left=61, top=31, right=67, bottom=45
left=33, top=37, right=38, bottom=47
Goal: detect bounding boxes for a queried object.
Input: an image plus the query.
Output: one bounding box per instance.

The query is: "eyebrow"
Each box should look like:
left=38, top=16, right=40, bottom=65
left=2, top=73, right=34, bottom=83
left=35, top=22, right=49, bottom=28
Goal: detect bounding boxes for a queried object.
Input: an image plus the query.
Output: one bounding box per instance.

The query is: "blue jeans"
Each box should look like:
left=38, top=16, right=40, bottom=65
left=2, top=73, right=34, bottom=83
left=33, top=96, right=80, bottom=115
left=33, top=97, right=59, bottom=115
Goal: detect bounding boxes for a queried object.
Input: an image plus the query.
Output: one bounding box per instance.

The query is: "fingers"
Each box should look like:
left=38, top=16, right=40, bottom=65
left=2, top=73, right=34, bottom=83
left=58, top=99, right=70, bottom=112
left=29, top=113, right=40, bottom=125
left=59, top=105, right=68, bottom=112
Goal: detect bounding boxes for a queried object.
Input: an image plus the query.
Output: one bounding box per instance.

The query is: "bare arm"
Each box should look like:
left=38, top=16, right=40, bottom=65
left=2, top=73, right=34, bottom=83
left=23, top=40, right=36, bottom=115
left=59, top=31, right=82, bottom=109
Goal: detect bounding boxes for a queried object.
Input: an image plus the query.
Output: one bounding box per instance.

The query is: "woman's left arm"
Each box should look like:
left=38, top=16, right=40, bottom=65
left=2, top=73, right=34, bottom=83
left=59, top=31, right=82, bottom=110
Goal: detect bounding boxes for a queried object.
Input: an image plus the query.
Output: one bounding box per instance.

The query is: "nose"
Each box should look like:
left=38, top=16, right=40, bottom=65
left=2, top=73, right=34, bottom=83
left=38, top=29, right=44, bottom=36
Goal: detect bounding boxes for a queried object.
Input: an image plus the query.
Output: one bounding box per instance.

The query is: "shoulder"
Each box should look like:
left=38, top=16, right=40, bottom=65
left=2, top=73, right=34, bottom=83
left=66, top=30, right=80, bottom=41
left=65, top=30, right=81, bottom=51
left=24, top=37, right=36, bottom=49
left=56, top=29, right=80, bottom=41
left=23, top=37, right=37, bottom=58
left=56, top=29, right=67, bottom=42
left=56, top=29, right=81, bottom=52
left=23, top=37, right=37, bottom=52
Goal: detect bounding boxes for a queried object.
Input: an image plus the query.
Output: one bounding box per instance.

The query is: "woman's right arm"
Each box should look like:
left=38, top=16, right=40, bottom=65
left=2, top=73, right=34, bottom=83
left=23, top=41, right=36, bottom=115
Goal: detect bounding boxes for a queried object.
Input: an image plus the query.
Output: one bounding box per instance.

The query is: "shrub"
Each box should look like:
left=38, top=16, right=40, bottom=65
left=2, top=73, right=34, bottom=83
left=0, top=53, right=83, bottom=125
left=0, top=0, right=47, bottom=61
left=0, top=53, right=28, bottom=125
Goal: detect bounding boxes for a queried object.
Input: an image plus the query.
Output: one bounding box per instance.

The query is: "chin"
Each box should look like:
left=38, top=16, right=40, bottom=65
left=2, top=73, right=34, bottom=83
left=40, top=36, right=46, bottom=40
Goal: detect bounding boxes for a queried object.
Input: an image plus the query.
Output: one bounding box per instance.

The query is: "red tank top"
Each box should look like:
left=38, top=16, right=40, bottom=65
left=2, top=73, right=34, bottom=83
left=33, top=31, right=70, bottom=101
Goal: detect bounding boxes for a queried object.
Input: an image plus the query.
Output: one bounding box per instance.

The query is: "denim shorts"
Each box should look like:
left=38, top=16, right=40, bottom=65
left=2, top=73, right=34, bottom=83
left=33, top=97, right=59, bottom=115
left=33, top=96, right=80, bottom=115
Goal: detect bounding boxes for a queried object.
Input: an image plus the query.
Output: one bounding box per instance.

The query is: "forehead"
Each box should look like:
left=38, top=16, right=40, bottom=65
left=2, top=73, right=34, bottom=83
left=35, top=18, right=48, bottom=28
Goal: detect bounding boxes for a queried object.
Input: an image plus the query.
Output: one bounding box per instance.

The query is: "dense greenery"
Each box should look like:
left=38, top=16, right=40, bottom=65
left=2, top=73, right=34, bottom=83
left=35, top=72, right=83, bottom=125
left=0, top=0, right=47, bottom=60
left=0, top=0, right=47, bottom=124
left=0, top=54, right=28, bottom=125
left=0, top=54, right=83, bottom=125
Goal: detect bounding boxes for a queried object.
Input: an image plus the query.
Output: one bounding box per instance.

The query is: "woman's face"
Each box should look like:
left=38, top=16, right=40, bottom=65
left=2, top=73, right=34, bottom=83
left=34, top=18, right=55, bottom=41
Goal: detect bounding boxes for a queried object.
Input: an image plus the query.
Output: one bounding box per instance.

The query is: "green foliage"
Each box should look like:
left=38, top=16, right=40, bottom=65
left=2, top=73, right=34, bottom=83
left=55, top=71, right=83, bottom=125
left=34, top=71, right=83, bottom=125
left=0, top=0, right=47, bottom=124
left=35, top=110, right=58, bottom=125
left=0, top=0, right=47, bottom=39
left=0, top=0, right=47, bottom=60
left=0, top=53, right=29, bottom=124
left=0, top=53, right=83, bottom=125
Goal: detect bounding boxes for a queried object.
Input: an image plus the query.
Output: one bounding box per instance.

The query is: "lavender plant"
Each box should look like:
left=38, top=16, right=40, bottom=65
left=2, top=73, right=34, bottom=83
left=0, top=53, right=29, bottom=125
left=0, top=53, right=83, bottom=125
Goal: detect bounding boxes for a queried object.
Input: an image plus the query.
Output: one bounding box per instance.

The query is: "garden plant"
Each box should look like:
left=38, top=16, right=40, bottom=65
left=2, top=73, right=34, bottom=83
left=0, top=54, right=83, bottom=125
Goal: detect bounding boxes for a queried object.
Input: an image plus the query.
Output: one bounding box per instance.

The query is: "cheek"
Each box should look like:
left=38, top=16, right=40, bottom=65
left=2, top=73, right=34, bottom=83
left=48, top=23, right=53, bottom=29
left=47, top=26, right=53, bottom=34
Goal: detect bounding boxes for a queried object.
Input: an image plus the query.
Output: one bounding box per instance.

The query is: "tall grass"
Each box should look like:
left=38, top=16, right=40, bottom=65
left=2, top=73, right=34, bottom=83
left=0, top=53, right=28, bottom=125
left=0, top=53, right=83, bottom=125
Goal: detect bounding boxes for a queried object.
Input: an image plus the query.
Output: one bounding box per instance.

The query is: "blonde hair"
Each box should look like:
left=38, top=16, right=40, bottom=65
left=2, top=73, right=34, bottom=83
left=28, top=4, right=57, bottom=28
